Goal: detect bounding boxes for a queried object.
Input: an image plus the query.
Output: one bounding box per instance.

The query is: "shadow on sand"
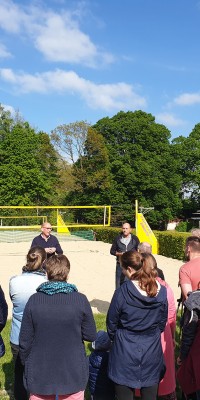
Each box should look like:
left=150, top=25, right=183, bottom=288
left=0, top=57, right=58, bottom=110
left=90, top=299, right=110, bottom=314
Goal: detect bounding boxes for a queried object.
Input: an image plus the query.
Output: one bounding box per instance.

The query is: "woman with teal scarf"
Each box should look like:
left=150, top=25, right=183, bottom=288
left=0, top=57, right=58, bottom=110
left=19, top=254, right=96, bottom=400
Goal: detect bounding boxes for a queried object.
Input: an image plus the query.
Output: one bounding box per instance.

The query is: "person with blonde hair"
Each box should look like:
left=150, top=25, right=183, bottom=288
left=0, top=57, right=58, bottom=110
left=19, top=254, right=96, bottom=400
left=10, top=246, right=47, bottom=400
left=106, top=251, right=168, bottom=400
left=190, top=228, right=200, bottom=238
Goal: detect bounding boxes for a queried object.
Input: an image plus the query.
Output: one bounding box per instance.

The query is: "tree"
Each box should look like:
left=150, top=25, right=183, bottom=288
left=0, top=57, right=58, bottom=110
left=0, top=106, right=60, bottom=206
left=64, top=127, right=112, bottom=223
left=172, top=124, right=200, bottom=218
left=51, top=121, right=90, bottom=165
left=93, top=110, right=182, bottom=227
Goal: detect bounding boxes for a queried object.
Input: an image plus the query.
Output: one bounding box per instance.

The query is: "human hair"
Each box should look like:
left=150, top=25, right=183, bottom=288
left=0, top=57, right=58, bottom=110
left=122, top=221, right=132, bottom=228
left=190, top=228, right=200, bottom=238
left=141, top=253, right=158, bottom=277
left=138, top=242, right=152, bottom=254
left=185, top=236, right=200, bottom=253
left=120, top=251, right=158, bottom=297
left=41, top=222, right=51, bottom=228
left=23, top=246, right=46, bottom=272
left=45, top=254, right=70, bottom=282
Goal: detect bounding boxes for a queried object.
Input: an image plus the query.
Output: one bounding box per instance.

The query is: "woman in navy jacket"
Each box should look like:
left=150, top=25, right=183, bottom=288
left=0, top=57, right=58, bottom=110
left=19, top=254, right=96, bottom=400
left=106, top=251, right=168, bottom=400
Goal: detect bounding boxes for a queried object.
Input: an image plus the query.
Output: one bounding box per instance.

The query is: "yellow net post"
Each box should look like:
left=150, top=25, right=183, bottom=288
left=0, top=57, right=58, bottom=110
left=57, top=212, right=70, bottom=234
left=135, top=200, right=158, bottom=254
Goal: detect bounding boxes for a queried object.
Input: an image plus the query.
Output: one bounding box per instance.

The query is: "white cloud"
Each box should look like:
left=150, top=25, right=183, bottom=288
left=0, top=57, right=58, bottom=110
left=0, top=0, right=23, bottom=33
left=0, top=67, right=147, bottom=111
left=156, top=112, right=185, bottom=127
left=34, top=13, right=98, bottom=66
left=0, top=42, right=11, bottom=58
left=174, top=93, right=200, bottom=106
left=1, top=103, right=15, bottom=114
left=0, top=0, right=114, bottom=67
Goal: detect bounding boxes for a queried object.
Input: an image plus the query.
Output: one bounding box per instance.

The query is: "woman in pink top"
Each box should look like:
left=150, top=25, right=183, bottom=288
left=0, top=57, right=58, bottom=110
left=143, top=254, right=177, bottom=400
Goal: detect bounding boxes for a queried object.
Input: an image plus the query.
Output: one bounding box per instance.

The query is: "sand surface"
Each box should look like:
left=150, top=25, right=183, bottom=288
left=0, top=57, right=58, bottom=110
left=0, top=240, right=183, bottom=318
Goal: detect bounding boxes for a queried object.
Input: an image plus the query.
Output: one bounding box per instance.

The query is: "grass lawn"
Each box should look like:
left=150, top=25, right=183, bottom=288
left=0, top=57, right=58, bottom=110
left=0, top=314, right=183, bottom=400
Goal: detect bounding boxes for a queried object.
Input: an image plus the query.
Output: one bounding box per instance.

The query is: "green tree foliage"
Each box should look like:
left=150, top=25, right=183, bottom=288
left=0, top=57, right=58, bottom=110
left=51, top=120, right=92, bottom=204
left=0, top=106, right=60, bottom=206
left=172, top=124, right=200, bottom=218
left=64, top=127, right=112, bottom=223
left=66, top=127, right=111, bottom=203
left=93, top=111, right=182, bottom=227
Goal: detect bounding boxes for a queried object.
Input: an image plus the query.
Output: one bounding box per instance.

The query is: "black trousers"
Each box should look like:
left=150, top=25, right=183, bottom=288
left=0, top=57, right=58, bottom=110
left=114, top=383, right=158, bottom=400
left=10, top=342, right=28, bottom=400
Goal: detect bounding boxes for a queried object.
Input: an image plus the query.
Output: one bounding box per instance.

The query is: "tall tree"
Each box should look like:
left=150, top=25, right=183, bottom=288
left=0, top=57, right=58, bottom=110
left=51, top=121, right=90, bottom=165
left=66, top=127, right=111, bottom=204
left=172, top=124, right=200, bottom=217
left=0, top=107, right=60, bottom=206
left=94, top=110, right=182, bottom=226
left=64, top=127, right=112, bottom=223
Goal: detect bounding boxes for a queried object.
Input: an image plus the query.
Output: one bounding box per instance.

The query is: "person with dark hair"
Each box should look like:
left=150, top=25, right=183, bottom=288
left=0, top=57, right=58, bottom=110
left=0, top=285, right=8, bottom=358
left=110, top=222, right=140, bottom=288
left=106, top=250, right=168, bottom=400
left=88, top=330, right=115, bottom=400
left=179, top=236, right=200, bottom=300
left=0, top=285, right=8, bottom=333
left=19, top=254, right=96, bottom=400
left=9, top=246, right=47, bottom=400
left=31, top=222, right=63, bottom=259
left=177, top=287, right=200, bottom=399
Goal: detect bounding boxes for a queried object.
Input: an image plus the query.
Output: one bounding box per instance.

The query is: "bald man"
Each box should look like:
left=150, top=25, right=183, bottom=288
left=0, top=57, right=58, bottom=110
left=31, top=222, right=63, bottom=259
left=110, top=222, right=139, bottom=289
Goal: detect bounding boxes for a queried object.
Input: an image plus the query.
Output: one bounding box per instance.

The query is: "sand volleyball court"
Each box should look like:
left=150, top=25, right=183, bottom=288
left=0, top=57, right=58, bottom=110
left=0, top=239, right=183, bottom=318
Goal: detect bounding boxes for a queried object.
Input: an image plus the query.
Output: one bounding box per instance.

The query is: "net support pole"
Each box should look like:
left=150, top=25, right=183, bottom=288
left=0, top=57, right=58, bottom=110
left=103, top=206, right=106, bottom=226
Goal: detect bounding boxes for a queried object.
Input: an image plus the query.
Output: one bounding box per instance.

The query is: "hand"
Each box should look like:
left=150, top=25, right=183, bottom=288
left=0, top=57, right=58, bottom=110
left=45, top=247, right=51, bottom=253
left=45, top=247, right=56, bottom=254
left=177, top=356, right=182, bottom=366
left=49, top=247, right=56, bottom=254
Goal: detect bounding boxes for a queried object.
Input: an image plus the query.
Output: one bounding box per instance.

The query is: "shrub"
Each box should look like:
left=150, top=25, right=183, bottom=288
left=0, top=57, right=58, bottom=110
left=155, top=231, right=188, bottom=260
left=69, top=226, right=189, bottom=260
left=175, top=221, right=193, bottom=232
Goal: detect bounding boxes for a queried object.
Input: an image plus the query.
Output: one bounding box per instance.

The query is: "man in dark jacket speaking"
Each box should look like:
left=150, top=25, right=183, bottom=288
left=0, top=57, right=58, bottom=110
left=110, top=222, right=139, bottom=289
left=31, top=222, right=63, bottom=259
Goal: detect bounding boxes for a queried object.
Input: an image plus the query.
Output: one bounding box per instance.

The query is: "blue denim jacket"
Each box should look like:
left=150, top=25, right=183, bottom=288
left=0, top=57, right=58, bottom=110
left=9, top=271, right=47, bottom=345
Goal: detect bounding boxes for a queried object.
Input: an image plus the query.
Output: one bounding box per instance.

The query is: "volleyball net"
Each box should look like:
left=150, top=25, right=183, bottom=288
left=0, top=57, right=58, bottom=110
left=0, top=205, right=111, bottom=242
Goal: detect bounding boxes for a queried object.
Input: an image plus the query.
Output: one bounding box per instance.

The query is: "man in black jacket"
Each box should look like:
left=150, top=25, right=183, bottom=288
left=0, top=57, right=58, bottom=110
left=110, top=222, right=139, bottom=289
left=31, top=222, right=63, bottom=259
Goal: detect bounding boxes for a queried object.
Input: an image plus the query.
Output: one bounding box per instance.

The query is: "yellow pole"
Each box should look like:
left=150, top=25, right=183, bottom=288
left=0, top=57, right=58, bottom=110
left=135, top=199, right=138, bottom=235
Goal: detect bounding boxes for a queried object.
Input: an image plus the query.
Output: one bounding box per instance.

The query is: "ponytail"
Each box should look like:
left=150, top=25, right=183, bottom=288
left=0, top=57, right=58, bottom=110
left=121, top=251, right=158, bottom=297
left=23, top=246, right=46, bottom=272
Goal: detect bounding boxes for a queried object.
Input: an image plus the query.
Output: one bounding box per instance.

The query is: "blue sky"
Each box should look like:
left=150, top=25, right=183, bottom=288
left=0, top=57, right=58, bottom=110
left=1, top=0, right=200, bottom=139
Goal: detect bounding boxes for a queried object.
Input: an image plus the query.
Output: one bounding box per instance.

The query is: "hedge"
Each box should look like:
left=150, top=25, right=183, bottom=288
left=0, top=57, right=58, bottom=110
left=69, top=226, right=190, bottom=260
